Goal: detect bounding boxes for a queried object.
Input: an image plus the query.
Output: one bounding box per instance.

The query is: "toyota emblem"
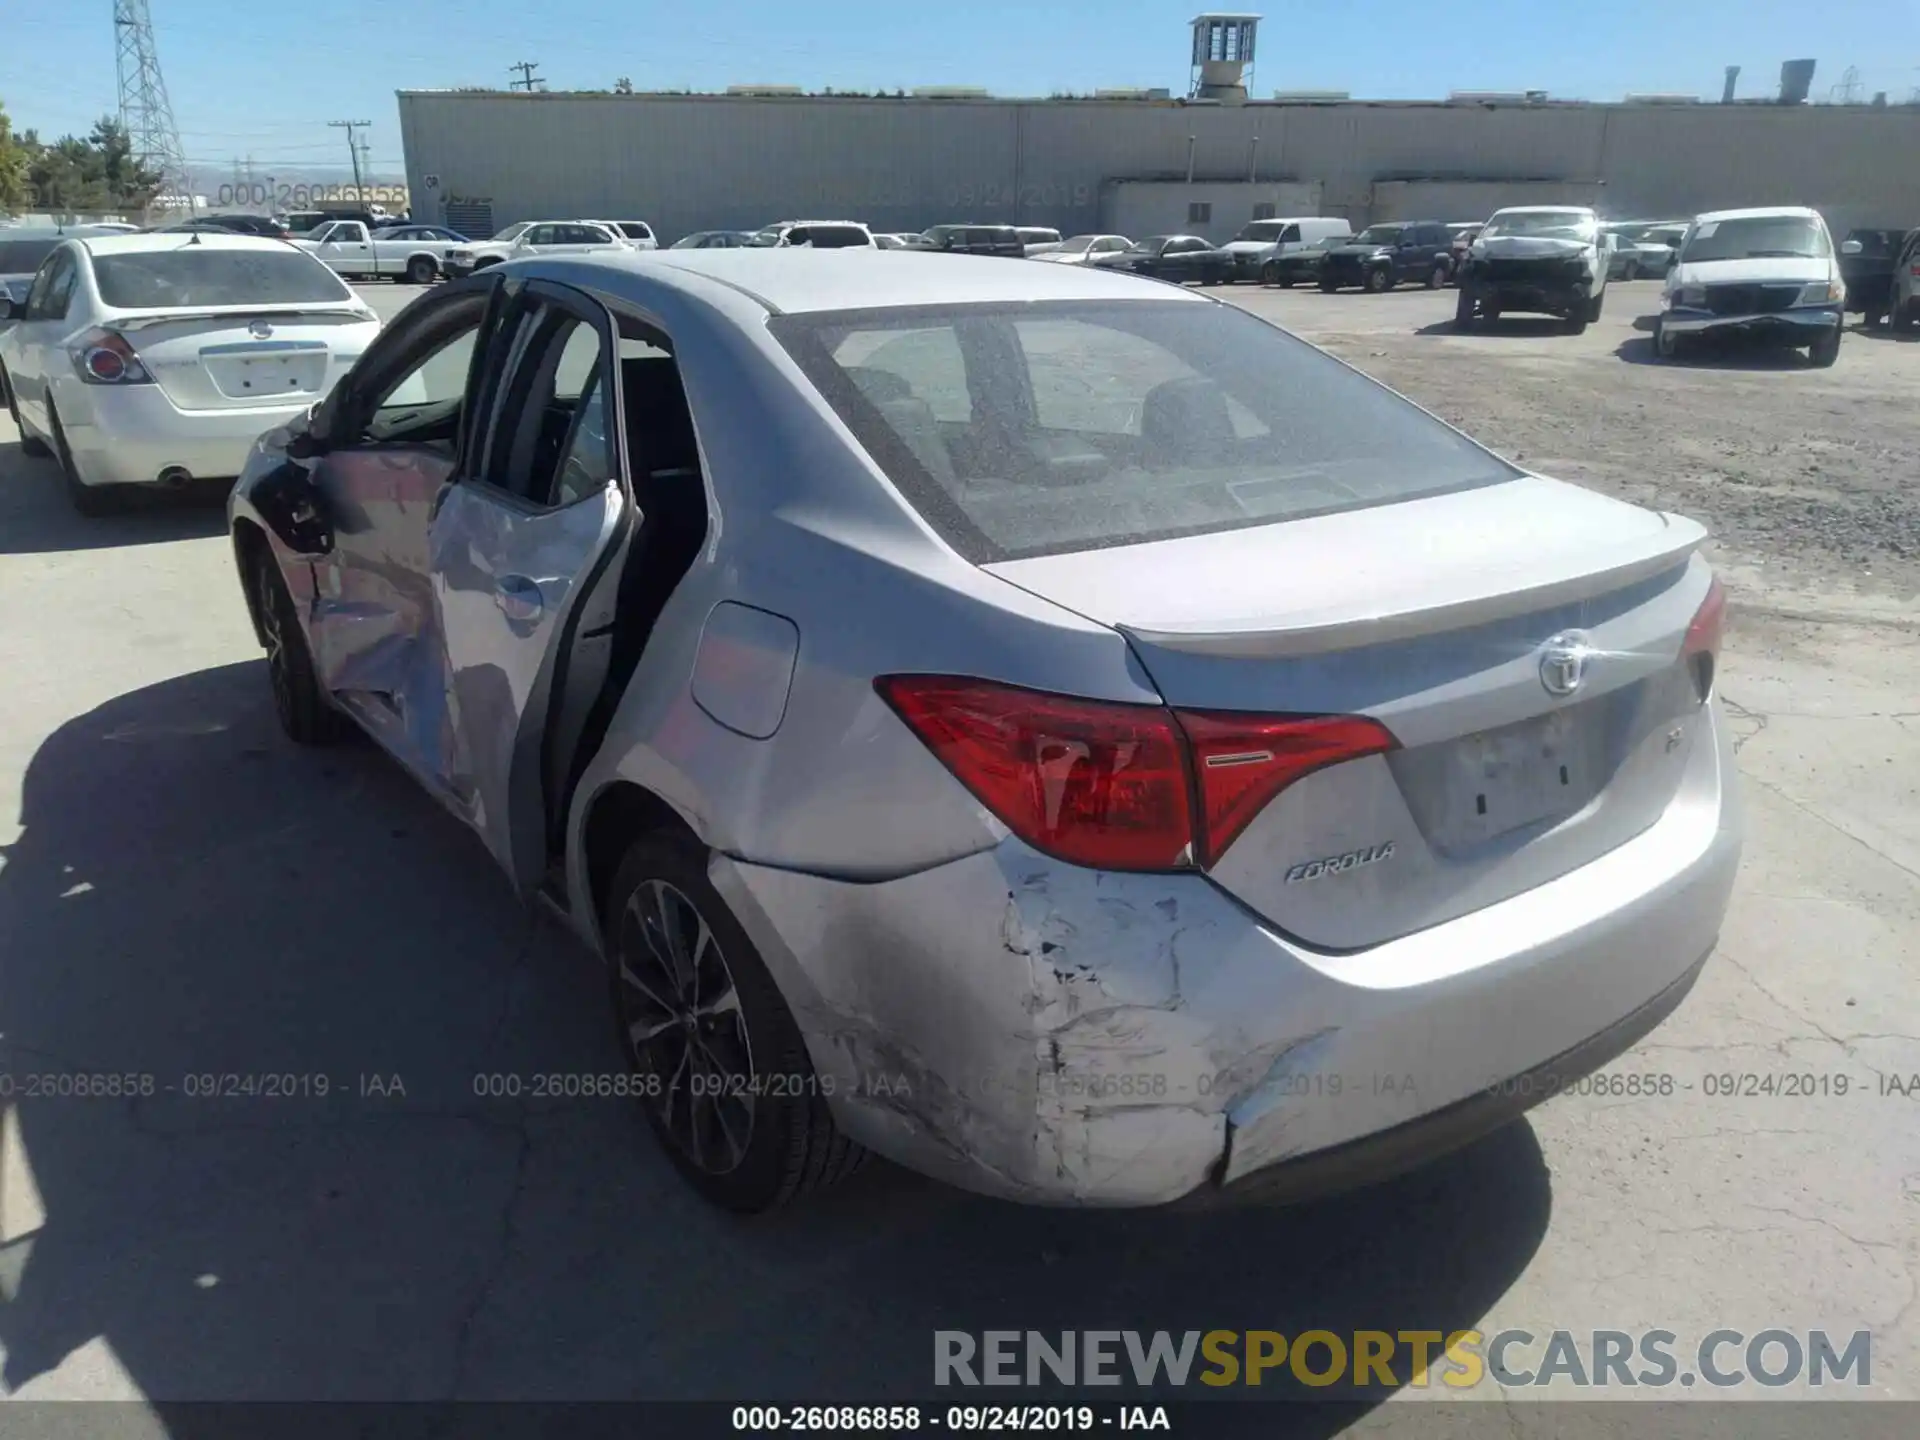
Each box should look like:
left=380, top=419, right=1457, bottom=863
left=248, top=319, right=274, bottom=339
left=1539, top=631, right=1594, bottom=697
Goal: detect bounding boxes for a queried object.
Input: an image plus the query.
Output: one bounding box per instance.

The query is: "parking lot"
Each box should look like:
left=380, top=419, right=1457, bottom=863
left=0, top=276, right=1915, bottom=1420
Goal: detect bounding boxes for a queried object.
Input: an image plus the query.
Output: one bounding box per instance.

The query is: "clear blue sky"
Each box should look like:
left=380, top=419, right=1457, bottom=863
left=4, top=1, right=1916, bottom=179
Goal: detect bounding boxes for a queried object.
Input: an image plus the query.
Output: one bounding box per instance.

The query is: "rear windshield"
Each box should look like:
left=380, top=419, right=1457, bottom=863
left=91, top=248, right=354, bottom=309
left=772, top=300, right=1515, bottom=562
left=615, top=222, right=653, bottom=239
left=0, top=240, right=60, bottom=276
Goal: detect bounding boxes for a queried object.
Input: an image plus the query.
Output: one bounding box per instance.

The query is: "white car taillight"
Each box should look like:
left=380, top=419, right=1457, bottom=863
left=70, top=328, right=154, bottom=385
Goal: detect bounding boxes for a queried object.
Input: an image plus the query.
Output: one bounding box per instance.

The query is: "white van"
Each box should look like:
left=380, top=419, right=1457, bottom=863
left=1224, top=216, right=1353, bottom=282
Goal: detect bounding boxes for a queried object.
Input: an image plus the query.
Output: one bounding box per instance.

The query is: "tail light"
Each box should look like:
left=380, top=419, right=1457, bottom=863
left=1681, top=574, right=1726, bottom=701
left=70, top=328, right=153, bottom=385
left=876, top=675, right=1397, bottom=873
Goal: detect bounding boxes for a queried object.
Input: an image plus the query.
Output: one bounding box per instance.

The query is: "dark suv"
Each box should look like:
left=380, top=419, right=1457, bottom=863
left=1318, top=221, right=1454, bottom=293
left=921, top=224, right=1025, bottom=257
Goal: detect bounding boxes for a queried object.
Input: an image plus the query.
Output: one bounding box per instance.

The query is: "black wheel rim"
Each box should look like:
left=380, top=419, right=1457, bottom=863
left=615, top=879, right=754, bottom=1175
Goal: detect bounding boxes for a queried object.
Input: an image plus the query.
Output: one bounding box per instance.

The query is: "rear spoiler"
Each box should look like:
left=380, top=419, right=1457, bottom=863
left=1118, top=518, right=1707, bottom=659
left=114, top=306, right=373, bottom=330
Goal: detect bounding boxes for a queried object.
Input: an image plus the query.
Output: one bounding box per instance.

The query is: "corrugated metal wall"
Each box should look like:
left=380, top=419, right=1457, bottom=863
left=397, top=92, right=1920, bottom=245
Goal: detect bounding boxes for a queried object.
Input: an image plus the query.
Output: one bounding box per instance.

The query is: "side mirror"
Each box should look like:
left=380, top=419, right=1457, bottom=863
left=1840, top=239, right=1863, bottom=255
left=0, top=296, right=16, bottom=322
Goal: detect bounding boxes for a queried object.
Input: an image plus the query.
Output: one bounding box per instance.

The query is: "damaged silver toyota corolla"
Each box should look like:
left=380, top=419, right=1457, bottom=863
left=228, top=250, right=1741, bottom=1212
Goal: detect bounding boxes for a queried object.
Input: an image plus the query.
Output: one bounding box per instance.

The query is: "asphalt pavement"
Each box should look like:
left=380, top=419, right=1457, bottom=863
left=0, top=279, right=1913, bottom=1428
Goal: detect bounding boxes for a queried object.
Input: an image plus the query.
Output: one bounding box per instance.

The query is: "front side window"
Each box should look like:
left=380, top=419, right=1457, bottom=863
left=1683, top=215, right=1831, bottom=263
left=1351, top=225, right=1404, bottom=246
left=774, top=300, right=1515, bottom=562
left=525, top=226, right=560, bottom=246
left=375, top=325, right=481, bottom=421
left=1233, top=221, right=1286, bottom=243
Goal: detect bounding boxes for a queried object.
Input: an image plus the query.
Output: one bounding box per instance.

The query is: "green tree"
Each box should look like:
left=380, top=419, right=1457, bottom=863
left=9, top=112, right=163, bottom=214
left=88, top=118, right=162, bottom=209
left=0, top=101, right=30, bottom=213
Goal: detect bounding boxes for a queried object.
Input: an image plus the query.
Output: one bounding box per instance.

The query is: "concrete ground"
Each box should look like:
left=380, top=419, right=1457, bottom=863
left=0, top=278, right=1914, bottom=1426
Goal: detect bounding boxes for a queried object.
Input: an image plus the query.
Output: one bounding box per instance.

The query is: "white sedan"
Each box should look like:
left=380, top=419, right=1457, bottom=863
left=0, top=232, right=379, bottom=515
left=442, top=221, right=631, bottom=277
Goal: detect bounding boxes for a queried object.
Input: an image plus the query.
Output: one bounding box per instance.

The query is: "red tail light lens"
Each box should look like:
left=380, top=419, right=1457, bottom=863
left=1681, top=574, right=1725, bottom=700
left=877, top=675, right=1397, bottom=873
left=876, top=676, right=1193, bottom=870
left=1178, top=711, right=1399, bottom=868
left=69, top=329, right=153, bottom=385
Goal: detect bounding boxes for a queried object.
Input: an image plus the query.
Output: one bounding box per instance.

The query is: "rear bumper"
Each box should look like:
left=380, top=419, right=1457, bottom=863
left=52, top=381, right=307, bottom=488
left=715, top=701, right=1743, bottom=1207
left=1662, top=305, right=1840, bottom=338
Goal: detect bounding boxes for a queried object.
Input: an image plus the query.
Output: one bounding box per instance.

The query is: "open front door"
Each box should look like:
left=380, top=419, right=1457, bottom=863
left=427, top=278, right=635, bottom=895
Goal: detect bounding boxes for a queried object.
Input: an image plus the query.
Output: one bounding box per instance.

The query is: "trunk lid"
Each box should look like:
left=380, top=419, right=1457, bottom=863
left=985, top=476, right=1715, bottom=950
left=117, top=309, right=371, bottom=411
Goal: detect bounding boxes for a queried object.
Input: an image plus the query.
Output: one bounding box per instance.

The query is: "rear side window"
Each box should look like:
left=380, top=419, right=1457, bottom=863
left=774, top=300, right=1515, bottom=562
left=91, top=248, right=353, bottom=308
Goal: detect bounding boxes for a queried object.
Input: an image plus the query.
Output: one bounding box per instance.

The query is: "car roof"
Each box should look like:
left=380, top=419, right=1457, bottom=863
left=1488, top=206, right=1595, bottom=216
left=75, top=232, right=306, bottom=256
left=1694, top=205, right=1822, bottom=223
left=577, top=248, right=1212, bottom=315
left=0, top=224, right=128, bottom=241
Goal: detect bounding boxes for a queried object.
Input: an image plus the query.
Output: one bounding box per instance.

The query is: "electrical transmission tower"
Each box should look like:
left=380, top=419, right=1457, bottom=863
left=114, top=0, right=191, bottom=208
left=509, top=61, right=545, bottom=92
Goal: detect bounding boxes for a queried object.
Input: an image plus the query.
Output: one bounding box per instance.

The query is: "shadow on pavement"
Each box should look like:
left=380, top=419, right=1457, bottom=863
left=0, top=664, right=1554, bottom=1420
left=1413, top=317, right=1573, bottom=338
left=0, top=442, right=229, bottom=555
left=1612, top=334, right=1822, bottom=369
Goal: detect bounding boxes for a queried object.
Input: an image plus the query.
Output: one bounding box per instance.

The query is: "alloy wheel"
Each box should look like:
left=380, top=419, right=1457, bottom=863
left=256, top=560, right=295, bottom=726
left=615, top=878, right=755, bottom=1175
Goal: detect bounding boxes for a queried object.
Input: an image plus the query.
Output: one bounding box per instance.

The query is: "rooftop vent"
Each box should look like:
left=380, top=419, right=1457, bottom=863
left=1191, top=13, right=1260, bottom=101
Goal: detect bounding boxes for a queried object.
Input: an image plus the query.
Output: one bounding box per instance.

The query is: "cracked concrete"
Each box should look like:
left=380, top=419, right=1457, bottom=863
left=0, top=282, right=1912, bottom=1429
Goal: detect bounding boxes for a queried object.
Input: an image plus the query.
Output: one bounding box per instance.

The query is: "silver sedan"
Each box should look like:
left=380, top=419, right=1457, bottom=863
left=228, top=250, right=1741, bottom=1212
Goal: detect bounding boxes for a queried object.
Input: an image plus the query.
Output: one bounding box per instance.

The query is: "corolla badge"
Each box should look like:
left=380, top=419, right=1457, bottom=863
left=248, top=319, right=274, bottom=339
left=1539, top=630, right=1595, bottom=697
left=1285, top=842, right=1394, bottom=884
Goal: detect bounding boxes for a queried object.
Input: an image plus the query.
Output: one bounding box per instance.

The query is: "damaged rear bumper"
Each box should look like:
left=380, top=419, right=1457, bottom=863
left=712, top=704, right=1741, bottom=1208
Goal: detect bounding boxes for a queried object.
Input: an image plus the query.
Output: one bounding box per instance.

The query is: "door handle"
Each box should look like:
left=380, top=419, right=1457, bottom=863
left=495, top=575, right=544, bottom=623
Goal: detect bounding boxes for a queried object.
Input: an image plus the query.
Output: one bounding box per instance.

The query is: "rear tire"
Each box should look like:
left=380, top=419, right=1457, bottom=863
left=1808, top=323, right=1842, bottom=368
left=50, top=402, right=119, bottom=516
left=1318, top=277, right=1338, bottom=293
left=1426, top=262, right=1447, bottom=289
left=405, top=255, right=437, bottom=284
left=1653, top=317, right=1684, bottom=361
left=605, top=834, right=865, bottom=1212
left=251, top=547, right=348, bottom=745
left=1893, top=301, right=1916, bottom=335
left=1260, top=260, right=1281, bottom=287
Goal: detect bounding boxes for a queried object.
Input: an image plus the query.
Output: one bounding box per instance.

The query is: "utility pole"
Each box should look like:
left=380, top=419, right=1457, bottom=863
left=329, top=119, right=371, bottom=203
left=509, top=60, right=544, bottom=92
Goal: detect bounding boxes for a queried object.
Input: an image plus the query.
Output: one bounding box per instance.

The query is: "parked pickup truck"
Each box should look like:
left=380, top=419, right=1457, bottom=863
left=294, top=220, right=470, bottom=284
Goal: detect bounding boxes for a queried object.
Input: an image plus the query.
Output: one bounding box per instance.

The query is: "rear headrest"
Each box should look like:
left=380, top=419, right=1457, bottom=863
left=844, top=366, right=913, bottom=403
left=620, top=357, right=699, bottom=474
left=1140, top=376, right=1235, bottom=464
